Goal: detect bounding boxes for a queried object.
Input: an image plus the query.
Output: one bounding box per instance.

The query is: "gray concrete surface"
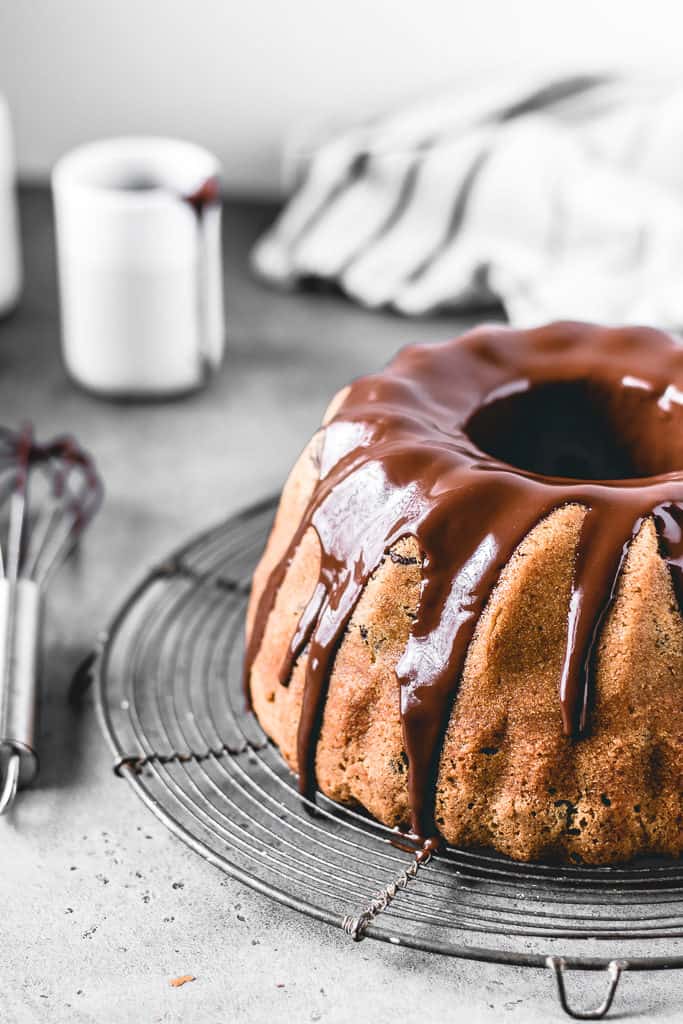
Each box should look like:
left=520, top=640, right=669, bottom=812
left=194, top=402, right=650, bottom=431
left=0, top=188, right=681, bottom=1023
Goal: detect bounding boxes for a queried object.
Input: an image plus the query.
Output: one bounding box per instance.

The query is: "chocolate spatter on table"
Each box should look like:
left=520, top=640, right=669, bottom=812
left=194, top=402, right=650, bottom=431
left=245, top=322, right=683, bottom=840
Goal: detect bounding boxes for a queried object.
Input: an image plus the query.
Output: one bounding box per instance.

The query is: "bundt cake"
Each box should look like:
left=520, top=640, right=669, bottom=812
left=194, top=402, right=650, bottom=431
left=245, top=321, right=683, bottom=865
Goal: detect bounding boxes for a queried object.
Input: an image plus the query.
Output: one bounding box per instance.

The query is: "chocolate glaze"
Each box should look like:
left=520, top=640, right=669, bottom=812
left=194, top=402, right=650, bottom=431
left=245, top=322, right=683, bottom=840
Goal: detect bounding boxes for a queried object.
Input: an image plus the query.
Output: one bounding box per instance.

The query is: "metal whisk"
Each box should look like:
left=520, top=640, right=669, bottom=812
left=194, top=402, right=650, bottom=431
left=0, top=424, right=102, bottom=813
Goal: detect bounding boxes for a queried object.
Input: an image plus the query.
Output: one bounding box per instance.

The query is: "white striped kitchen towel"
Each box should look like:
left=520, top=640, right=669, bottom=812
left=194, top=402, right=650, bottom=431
left=251, top=74, right=683, bottom=326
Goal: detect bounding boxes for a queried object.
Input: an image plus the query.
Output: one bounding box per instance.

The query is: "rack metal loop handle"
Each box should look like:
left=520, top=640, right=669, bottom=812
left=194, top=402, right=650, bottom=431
left=0, top=749, right=20, bottom=814
left=547, top=957, right=627, bottom=1020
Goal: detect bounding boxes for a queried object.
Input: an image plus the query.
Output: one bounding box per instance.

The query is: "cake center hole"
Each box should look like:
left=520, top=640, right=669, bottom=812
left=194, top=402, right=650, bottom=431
left=465, top=380, right=657, bottom=481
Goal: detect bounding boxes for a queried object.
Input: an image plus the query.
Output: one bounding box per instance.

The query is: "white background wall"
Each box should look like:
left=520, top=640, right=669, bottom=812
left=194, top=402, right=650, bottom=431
left=3, top=0, right=683, bottom=197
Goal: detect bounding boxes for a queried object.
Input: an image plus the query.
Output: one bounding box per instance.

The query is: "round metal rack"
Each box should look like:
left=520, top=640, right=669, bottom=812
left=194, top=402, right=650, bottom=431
left=93, top=496, right=683, bottom=1020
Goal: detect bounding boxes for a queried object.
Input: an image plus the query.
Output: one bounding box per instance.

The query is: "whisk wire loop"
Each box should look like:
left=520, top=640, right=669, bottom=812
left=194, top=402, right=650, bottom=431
left=0, top=425, right=102, bottom=813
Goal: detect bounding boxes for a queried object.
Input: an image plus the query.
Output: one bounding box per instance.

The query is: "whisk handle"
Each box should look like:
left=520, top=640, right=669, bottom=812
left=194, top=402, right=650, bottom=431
left=0, top=579, right=42, bottom=797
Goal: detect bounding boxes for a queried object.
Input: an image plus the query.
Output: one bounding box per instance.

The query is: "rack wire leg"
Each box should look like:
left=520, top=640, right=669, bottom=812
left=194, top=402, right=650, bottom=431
left=546, top=957, right=627, bottom=1020
left=342, top=847, right=432, bottom=941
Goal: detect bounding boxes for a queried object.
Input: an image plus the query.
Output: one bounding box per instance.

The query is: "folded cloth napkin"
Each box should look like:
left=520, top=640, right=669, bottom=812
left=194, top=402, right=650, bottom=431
left=251, top=74, right=683, bottom=326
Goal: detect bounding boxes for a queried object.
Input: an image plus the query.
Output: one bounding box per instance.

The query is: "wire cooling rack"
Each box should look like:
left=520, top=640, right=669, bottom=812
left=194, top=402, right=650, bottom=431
left=92, top=496, right=683, bottom=1020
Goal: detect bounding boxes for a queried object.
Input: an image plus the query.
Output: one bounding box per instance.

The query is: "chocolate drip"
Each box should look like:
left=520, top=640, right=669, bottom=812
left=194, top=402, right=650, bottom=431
left=183, top=175, right=221, bottom=221
left=245, top=322, right=683, bottom=840
left=654, top=503, right=683, bottom=606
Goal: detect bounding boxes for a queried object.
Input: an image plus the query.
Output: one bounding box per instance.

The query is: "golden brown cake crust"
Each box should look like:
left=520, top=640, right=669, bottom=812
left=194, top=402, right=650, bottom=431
left=248, top=459, right=683, bottom=863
